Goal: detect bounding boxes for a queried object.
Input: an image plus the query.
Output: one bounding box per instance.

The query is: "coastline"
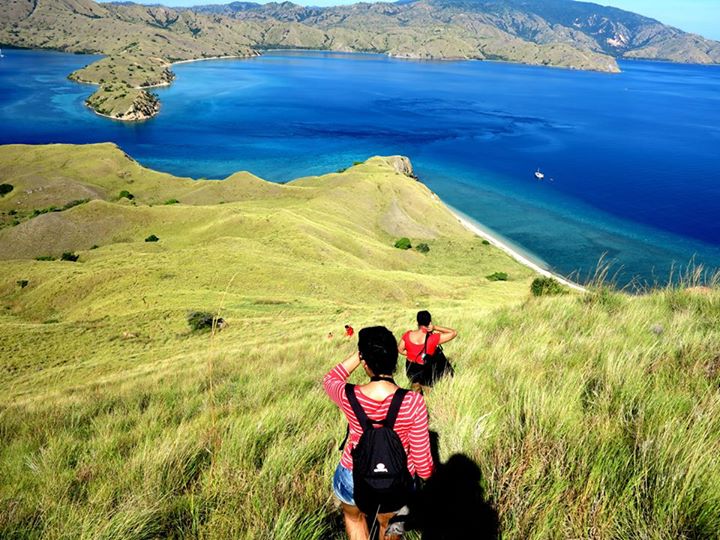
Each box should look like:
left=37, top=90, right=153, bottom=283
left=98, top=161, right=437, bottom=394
left=445, top=204, right=587, bottom=292
left=76, top=54, right=256, bottom=121
left=171, top=55, right=254, bottom=66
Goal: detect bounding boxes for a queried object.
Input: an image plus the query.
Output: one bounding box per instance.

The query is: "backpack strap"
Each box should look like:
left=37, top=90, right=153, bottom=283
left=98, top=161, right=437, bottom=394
left=383, top=388, right=409, bottom=430
left=346, top=384, right=408, bottom=432
left=338, top=424, right=350, bottom=452
left=345, top=383, right=372, bottom=432
left=415, top=332, right=430, bottom=364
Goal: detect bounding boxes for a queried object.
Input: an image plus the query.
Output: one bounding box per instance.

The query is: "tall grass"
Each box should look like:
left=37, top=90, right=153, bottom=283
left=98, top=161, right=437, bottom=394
left=1, top=285, right=719, bottom=538
left=1, top=145, right=719, bottom=538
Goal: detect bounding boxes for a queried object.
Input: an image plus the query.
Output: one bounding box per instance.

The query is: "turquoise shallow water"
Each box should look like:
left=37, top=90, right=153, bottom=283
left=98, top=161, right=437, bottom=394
left=1, top=49, right=720, bottom=286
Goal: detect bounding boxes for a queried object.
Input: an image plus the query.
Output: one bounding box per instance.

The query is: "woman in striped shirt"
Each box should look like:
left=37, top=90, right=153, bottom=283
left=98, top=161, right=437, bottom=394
left=324, top=326, right=434, bottom=539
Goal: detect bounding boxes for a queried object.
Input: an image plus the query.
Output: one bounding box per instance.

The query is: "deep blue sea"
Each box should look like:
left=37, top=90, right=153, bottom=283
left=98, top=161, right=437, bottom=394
left=2, top=48, right=720, bottom=286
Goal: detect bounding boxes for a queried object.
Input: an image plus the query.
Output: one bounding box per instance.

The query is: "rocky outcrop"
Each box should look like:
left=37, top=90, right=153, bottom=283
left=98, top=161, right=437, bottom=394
left=119, top=91, right=160, bottom=121
left=86, top=86, right=160, bottom=121
left=382, top=156, right=416, bottom=179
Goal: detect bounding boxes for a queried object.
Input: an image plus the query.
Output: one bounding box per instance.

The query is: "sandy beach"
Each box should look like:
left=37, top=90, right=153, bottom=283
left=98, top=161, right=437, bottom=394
left=171, top=55, right=253, bottom=66
left=446, top=204, right=586, bottom=292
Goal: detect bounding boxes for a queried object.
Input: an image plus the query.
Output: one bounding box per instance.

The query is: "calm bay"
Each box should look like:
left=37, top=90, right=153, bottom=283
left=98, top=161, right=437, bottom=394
left=1, top=48, right=719, bottom=285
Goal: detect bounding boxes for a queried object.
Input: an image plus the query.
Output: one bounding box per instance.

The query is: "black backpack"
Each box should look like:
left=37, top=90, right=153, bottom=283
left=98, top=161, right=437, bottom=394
left=420, top=333, right=454, bottom=385
left=345, top=383, right=413, bottom=514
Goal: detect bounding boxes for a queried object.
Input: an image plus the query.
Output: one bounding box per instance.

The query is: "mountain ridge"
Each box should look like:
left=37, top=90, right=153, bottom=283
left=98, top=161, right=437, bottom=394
left=1, top=0, right=718, bottom=120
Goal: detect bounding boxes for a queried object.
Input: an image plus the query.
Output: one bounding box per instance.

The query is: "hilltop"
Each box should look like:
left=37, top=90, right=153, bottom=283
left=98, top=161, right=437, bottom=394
left=1, top=143, right=719, bottom=538
left=0, top=142, right=534, bottom=316
left=2, top=0, right=719, bottom=120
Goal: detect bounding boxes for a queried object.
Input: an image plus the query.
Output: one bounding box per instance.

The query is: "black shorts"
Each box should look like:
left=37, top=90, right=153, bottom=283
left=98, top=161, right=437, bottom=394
left=406, top=360, right=433, bottom=387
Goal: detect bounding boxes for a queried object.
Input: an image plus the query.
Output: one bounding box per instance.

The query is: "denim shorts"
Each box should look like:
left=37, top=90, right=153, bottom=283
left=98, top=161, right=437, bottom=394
left=332, top=463, right=355, bottom=506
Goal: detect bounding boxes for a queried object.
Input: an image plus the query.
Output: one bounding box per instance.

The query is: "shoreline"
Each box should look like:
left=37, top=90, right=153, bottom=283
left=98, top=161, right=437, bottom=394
left=445, top=204, right=587, bottom=292
left=171, top=54, right=255, bottom=66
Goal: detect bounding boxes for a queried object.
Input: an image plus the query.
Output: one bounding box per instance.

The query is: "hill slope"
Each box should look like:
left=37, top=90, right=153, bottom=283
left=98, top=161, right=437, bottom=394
left=1, top=143, right=719, bottom=538
left=2, top=0, right=719, bottom=120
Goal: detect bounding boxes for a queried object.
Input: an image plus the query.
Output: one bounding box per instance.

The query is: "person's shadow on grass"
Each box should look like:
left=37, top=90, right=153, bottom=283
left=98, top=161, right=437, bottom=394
left=412, top=431, right=500, bottom=539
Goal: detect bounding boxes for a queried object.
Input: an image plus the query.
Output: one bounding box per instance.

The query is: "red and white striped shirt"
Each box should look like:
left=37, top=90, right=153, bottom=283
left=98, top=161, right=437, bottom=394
left=323, top=364, right=434, bottom=479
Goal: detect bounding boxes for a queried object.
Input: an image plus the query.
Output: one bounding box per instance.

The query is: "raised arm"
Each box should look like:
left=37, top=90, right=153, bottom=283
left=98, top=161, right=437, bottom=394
left=323, top=351, right=361, bottom=407
left=431, top=324, right=457, bottom=345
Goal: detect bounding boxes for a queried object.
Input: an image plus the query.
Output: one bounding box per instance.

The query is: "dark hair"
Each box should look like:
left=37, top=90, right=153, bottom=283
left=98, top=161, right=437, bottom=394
left=417, top=310, right=432, bottom=327
left=358, top=326, right=398, bottom=376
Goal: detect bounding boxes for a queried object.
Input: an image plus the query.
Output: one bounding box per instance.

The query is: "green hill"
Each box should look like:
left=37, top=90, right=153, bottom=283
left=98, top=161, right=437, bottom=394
left=1, top=143, right=719, bottom=538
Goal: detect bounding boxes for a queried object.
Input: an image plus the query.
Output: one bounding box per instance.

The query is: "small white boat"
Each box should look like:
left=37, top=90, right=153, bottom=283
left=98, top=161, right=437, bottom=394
left=534, top=168, right=545, bottom=180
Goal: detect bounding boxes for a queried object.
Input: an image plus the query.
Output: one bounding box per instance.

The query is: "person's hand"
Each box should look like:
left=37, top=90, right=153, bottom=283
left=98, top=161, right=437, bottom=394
left=341, top=350, right=362, bottom=373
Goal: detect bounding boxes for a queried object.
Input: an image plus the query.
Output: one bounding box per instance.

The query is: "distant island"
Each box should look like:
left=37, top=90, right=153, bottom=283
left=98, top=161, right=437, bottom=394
left=2, top=0, right=719, bottom=120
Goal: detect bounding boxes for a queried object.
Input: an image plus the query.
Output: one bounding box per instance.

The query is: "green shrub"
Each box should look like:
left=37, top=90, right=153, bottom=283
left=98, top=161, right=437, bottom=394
left=145, top=234, right=159, bottom=242
left=394, top=237, right=412, bottom=250
left=487, top=272, right=508, bottom=282
left=119, top=190, right=134, bottom=200
left=164, top=199, right=179, bottom=205
left=32, top=206, right=58, bottom=217
left=187, top=311, right=224, bottom=332
left=415, top=243, right=430, bottom=254
left=16, top=279, right=29, bottom=288
left=30, top=200, right=88, bottom=219
left=531, top=276, right=568, bottom=297
left=482, top=240, right=491, bottom=245
left=90, top=245, right=99, bottom=250
left=61, top=252, right=79, bottom=262
left=62, top=199, right=89, bottom=210
left=0, top=184, right=13, bottom=197
left=35, top=255, right=56, bottom=261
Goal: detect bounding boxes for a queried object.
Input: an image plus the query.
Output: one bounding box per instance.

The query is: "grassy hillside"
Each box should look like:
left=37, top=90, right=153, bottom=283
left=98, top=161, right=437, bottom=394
left=1, top=144, right=719, bottom=538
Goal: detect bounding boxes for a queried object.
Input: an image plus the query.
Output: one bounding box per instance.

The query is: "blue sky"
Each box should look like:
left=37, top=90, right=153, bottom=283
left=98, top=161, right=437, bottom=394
left=598, top=1, right=719, bottom=39
left=108, top=0, right=720, bottom=40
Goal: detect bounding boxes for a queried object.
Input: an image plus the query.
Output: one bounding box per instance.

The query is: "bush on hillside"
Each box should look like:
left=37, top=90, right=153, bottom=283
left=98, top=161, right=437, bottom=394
left=119, top=190, right=134, bottom=200
left=482, top=240, right=491, bottom=246
left=32, top=206, right=58, bottom=217
left=145, top=234, right=159, bottom=242
left=17, top=280, right=29, bottom=288
left=187, top=311, right=225, bottom=332
left=35, top=255, right=56, bottom=261
left=164, top=199, right=179, bottom=205
left=28, top=200, right=89, bottom=220
left=394, top=237, right=412, bottom=250
left=0, top=184, right=13, bottom=197
left=61, top=252, right=79, bottom=262
left=531, top=276, right=568, bottom=296
left=62, top=199, right=89, bottom=210
left=415, top=243, right=430, bottom=254
left=487, top=272, right=508, bottom=282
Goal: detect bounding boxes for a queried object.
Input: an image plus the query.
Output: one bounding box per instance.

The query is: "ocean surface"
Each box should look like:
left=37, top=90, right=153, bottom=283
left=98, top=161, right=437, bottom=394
left=2, top=48, right=720, bottom=286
